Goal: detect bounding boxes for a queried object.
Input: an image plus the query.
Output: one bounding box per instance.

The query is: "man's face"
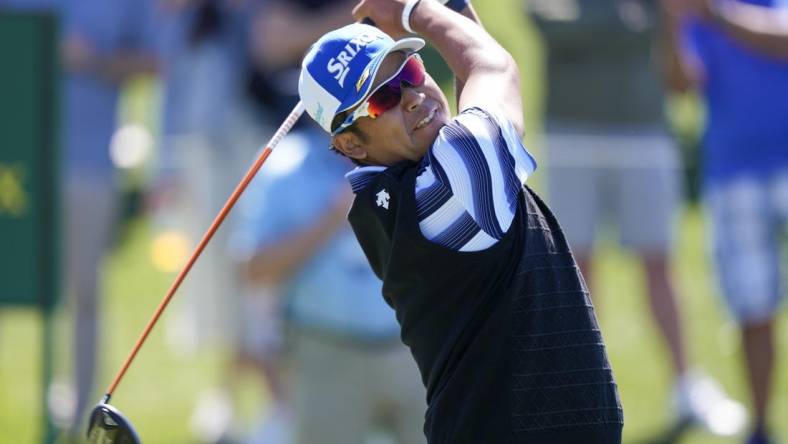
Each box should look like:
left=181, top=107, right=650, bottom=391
left=332, top=51, right=451, bottom=166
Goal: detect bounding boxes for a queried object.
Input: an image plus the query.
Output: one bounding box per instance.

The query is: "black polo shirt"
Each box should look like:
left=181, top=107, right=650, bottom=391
left=349, top=161, right=623, bottom=443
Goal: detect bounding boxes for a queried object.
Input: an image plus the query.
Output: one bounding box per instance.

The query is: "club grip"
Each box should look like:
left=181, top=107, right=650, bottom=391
left=442, top=0, right=470, bottom=11
left=359, top=0, right=467, bottom=28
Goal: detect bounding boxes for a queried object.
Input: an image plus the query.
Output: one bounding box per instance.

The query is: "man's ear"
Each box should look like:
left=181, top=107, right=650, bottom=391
left=331, top=130, right=368, bottom=161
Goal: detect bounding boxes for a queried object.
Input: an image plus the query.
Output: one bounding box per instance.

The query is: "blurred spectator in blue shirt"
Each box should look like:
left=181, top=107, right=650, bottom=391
left=665, top=1, right=788, bottom=442
left=231, top=128, right=427, bottom=444
left=233, top=136, right=400, bottom=345
left=0, top=0, right=158, bottom=437
left=221, top=1, right=428, bottom=443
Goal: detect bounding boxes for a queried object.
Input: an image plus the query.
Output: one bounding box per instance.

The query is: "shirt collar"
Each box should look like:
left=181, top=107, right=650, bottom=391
left=345, top=166, right=387, bottom=193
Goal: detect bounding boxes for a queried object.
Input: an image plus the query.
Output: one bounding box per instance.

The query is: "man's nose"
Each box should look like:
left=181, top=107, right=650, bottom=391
left=401, top=86, right=424, bottom=112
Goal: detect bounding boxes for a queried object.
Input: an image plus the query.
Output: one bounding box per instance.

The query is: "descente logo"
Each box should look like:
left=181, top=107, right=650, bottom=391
left=327, top=34, right=379, bottom=87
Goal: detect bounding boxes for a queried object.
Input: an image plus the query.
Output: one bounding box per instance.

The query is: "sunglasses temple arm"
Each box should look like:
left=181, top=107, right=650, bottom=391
left=102, top=101, right=306, bottom=401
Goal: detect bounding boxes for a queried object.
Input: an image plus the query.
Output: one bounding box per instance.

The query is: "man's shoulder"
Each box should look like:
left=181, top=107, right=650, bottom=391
left=439, top=106, right=509, bottom=137
left=346, top=166, right=388, bottom=194
left=446, top=106, right=498, bottom=126
left=432, top=105, right=516, bottom=156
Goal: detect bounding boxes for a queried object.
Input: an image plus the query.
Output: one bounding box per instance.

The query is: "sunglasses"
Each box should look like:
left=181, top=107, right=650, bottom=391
left=332, top=53, right=425, bottom=135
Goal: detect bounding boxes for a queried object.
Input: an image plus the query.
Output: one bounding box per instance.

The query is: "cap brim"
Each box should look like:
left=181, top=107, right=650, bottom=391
left=336, top=37, right=426, bottom=115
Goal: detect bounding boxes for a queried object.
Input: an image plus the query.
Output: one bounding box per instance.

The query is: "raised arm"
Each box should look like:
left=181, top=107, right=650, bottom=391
left=659, top=0, right=705, bottom=93
left=659, top=2, right=698, bottom=92
left=698, top=0, right=788, bottom=59
left=453, top=3, right=482, bottom=110
left=352, top=0, right=524, bottom=136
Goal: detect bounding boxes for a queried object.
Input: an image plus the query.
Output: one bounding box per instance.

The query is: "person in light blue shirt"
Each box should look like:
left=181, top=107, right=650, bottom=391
left=1, top=0, right=159, bottom=436
left=666, top=1, right=788, bottom=442
left=230, top=126, right=426, bottom=444
left=235, top=131, right=400, bottom=338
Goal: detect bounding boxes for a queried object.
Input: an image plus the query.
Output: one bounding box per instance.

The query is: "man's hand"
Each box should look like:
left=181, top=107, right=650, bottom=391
left=245, top=186, right=354, bottom=284
left=679, top=0, right=717, bottom=20
left=62, top=34, right=97, bottom=74
left=690, top=0, right=788, bottom=59
left=659, top=0, right=684, bottom=17
left=62, top=31, right=158, bottom=82
left=659, top=0, right=717, bottom=22
left=146, top=175, right=183, bottom=212
left=352, top=0, right=411, bottom=38
left=353, top=0, right=523, bottom=134
left=351, top=0, right=469, bottom=37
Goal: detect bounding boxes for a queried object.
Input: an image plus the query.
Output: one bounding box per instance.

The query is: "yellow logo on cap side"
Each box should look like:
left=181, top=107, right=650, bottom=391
left=0, top=163, right=28, bottom=217
left=356, top=68, right=370, bottom=92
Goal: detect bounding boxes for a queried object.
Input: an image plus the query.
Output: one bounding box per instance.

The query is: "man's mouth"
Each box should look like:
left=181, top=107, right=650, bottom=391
left=415, top=108, right=437, bottom=130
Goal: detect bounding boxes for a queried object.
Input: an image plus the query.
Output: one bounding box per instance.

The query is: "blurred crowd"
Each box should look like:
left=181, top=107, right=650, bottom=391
left=0, top=0, right=786, bottom=443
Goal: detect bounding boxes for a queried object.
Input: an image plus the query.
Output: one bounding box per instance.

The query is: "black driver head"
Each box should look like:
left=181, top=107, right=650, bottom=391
left=86, top=403, right=141, bottom=444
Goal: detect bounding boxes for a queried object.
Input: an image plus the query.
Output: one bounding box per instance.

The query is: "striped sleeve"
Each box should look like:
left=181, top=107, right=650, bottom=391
left=415, top=107, right=536, bottom=250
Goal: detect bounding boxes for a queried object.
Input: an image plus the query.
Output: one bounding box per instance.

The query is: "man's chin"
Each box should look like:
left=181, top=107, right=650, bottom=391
left=409, top=140, right=433, bottom=162
left=415, top=118, right=446, bottom=152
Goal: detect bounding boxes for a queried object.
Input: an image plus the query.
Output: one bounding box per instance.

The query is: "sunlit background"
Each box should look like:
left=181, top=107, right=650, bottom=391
left=1, top=1, right=787, bottom=443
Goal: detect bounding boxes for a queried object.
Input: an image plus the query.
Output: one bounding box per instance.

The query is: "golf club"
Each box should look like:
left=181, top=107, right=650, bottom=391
left=86, top=100, right=305, bottom=443
left=85, top=14, right=389, bottom=442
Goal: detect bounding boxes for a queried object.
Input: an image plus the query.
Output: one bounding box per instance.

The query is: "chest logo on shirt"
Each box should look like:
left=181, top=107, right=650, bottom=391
left=376, top=189, right=390, bottom=210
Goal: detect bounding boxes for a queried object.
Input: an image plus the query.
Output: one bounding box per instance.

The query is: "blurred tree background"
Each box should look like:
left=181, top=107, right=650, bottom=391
left=1, top=1, right=786, bottom=443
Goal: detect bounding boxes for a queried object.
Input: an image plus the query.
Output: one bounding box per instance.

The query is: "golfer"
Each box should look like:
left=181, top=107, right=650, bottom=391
left=297, top=0, right=624, bottom=442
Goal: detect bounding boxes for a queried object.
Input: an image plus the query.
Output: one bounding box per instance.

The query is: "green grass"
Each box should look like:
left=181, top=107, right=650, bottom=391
left=0, top=218, right=225, bottom=443
left=2, top=1, right=787, bottom=443
left=600, top=207, right=788, bottom=443
left=4, top=207, right=787, bottom=443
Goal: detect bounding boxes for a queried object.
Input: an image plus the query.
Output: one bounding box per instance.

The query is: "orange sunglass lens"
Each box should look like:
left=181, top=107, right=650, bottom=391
left=366, top=56, right=425, bottom=118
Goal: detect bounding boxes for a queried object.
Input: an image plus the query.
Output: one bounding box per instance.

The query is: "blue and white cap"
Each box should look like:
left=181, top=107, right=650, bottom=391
left=299, top=23, right=425, bottom=133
